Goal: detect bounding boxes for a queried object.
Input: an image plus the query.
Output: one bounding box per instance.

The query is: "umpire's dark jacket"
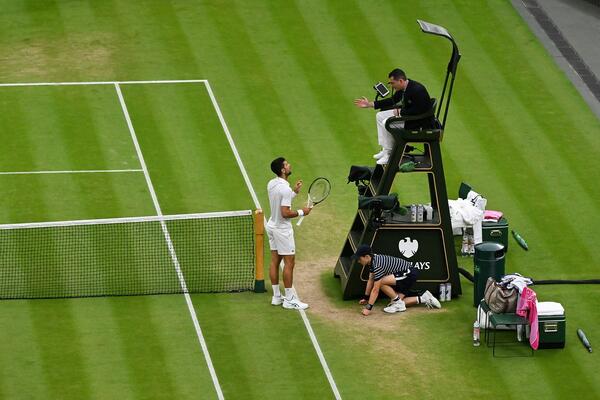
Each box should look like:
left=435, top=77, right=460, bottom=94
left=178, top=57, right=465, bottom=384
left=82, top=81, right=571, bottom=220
left=373, top=79, right=435, bottom=130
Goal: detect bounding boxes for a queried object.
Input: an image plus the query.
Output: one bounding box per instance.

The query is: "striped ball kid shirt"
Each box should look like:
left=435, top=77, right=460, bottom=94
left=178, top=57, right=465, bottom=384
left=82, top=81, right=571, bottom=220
left=370, top=254, right=414, bottom=281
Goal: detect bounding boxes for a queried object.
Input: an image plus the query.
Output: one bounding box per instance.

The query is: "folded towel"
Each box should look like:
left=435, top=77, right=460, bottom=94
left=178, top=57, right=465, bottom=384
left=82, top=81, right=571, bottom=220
left=484, top=210, right=503, bottom=222
left=537, top=302, right=564, bottom=316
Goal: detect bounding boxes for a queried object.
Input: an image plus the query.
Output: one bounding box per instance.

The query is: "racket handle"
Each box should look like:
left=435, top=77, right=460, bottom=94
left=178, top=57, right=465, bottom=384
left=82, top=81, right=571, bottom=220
left=296, top=216, right=305, bottom=226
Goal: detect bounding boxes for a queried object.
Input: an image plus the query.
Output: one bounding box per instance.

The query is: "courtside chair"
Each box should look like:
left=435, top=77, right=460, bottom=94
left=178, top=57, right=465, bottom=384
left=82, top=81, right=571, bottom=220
left=479, top=299, right=533, bottom=357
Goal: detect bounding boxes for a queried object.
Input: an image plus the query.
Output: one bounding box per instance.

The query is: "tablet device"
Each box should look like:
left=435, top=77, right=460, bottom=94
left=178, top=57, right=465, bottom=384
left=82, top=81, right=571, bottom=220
left=373, top=82, right=390, bottom=97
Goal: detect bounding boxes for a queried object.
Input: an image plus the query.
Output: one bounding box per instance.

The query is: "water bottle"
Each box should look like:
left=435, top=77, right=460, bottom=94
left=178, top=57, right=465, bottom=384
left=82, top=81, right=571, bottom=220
left=439, top=283, right=446, bottom=302
left=445, top=283, right=452, bottom=301
left=423, top=205, right=433, bottom=221
left=417, top=204, right=424, bottom=222
left=410, top=205, right=417, bottom=222
left=473, top=321, right=481, bottom=347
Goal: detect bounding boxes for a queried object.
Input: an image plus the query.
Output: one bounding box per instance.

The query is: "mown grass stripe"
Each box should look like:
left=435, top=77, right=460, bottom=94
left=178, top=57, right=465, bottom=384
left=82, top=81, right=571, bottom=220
left=198, top=1, right=314, bottom=162
left=452, top=1, right=600, bottom=206
left=0, top=302, right=49, bottom=399
left=69, top=298, right=136, bottom=399
left=261, top=1, right=368, bottom=161
left=28, top=300, right=93, bottom=398
left=194, top=293, right=338, bottom=399
left=0, top=90, right=54, bottom=224
left=454, top=71, right=597, bottom=269
left=167, top=5, right=279, bottom=190
left=118, top=83, right=254, bottom=213
left=135, top=89, right=225, bottom=211
left=325, top=0, right=416, bottom=81
left=107, top=296, right=183, bottom=399
left=232, top=0, right=366, bottom=162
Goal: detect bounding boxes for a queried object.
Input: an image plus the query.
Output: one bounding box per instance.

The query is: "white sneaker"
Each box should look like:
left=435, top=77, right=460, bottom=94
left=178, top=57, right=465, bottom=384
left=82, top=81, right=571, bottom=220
left=420, top=290, right=442, bottom=309
left=271, top=295, right=283, bottom=306
left=373, top=149, right=386, bottom=159
left=461, top=241, right=469, bottom=256
left=283, top=296, right=309, bottom=310
left=376, top=153, right=390, bottom=165
left=383, top=299, right=406, bottom=313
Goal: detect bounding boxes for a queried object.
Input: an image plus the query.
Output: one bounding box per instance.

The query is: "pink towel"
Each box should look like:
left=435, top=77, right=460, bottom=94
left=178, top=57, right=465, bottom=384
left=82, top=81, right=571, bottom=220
left=516, top=287, right=539, bottom=350
left=484, top=210, right=503, bottom=222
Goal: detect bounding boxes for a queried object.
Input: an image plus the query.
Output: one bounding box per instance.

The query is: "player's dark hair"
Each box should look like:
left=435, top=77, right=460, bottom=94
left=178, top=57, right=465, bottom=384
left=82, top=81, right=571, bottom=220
left=270, top=157, right=286, bottom=176
left=388, top=68, right=407, bottom=80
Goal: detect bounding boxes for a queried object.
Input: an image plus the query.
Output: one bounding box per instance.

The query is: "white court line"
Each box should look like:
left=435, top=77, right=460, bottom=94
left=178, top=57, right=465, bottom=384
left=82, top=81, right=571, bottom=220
left=0, top=79, right=206, bottom=87
left=204, top=81, right=343, bottom=400
left=0, top=169, right=142, bottom=175
left=114, top=83, right=225, bottom=400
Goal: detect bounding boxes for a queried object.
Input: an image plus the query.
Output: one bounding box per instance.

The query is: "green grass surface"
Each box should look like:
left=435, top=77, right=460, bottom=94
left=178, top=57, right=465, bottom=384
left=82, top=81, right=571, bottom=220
left=0, top=0, right=599, bottom=399
left=0, top=296, right=217, bottom=399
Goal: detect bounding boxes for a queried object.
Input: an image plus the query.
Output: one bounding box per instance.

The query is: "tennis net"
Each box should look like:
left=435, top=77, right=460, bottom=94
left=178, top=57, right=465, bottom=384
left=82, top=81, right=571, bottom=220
left=0, top=210, right=257, bottom=299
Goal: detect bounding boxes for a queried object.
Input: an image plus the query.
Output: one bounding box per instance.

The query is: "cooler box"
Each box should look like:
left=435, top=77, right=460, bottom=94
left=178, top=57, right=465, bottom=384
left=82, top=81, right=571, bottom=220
left=537, top=302, right=566, bottom=349
left=482, top=217, right=509, bottom=251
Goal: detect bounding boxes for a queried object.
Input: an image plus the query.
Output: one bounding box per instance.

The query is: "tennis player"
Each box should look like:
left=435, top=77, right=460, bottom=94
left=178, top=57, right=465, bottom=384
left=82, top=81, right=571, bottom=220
left=352, top=244, right=441, bottom=316
left=266, top=157, right=312, bottom=310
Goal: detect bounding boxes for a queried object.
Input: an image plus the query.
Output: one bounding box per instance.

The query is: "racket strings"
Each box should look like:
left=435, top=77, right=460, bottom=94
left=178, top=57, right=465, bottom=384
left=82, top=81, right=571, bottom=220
left=308, top=179, right=330, bottom=203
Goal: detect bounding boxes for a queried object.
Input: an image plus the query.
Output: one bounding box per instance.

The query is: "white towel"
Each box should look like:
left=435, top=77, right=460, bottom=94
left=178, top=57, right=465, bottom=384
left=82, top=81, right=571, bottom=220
left=501, top=273, right=533, bottom=294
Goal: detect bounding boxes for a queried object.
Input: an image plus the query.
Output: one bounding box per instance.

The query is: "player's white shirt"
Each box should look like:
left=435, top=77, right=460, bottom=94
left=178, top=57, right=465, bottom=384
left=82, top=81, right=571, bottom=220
left=266, top=177, right=296, bottom=230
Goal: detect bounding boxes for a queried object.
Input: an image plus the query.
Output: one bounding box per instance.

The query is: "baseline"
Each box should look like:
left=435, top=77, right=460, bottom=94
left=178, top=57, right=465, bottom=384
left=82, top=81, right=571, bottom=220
left=0, top=80, right=206, bottom=88
left=0, top=169, right=142, bottom=176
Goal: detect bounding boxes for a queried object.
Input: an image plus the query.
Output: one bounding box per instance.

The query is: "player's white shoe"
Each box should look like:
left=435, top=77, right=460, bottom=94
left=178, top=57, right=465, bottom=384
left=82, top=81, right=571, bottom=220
left=373, top=149, right=386, bottom=159
left=383, top=299, right=406, bottom=313
left=421, top=290, right=442, bottom=309
left=283, top=295, right=309, bottom=310
left=271, top=295, right=283, bottom=306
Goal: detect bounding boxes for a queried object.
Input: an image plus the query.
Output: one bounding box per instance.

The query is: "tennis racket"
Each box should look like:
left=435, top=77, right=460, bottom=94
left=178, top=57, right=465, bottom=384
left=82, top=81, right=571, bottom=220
left=297, top=177, right=331, bottom=226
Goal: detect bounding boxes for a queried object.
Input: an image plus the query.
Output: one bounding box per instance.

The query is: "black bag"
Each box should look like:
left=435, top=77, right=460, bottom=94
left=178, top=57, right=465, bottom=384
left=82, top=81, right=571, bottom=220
left=347, top=166, right=373, bottom=184
left=358, top=194, right=399, bottom=211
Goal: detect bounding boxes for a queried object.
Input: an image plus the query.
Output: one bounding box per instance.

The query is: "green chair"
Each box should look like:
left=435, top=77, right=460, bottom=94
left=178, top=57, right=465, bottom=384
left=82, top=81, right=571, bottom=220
left=479, top=299, right=533, bottom=357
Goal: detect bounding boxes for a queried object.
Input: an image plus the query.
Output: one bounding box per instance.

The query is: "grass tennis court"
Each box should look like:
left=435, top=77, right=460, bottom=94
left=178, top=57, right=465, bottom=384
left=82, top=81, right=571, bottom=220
left=0, top=0, right=599, bottom=399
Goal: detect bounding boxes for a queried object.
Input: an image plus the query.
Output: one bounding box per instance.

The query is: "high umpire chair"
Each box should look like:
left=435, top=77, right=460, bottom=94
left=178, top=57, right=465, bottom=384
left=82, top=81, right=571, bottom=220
left=334, top=20, right=463, bottom=300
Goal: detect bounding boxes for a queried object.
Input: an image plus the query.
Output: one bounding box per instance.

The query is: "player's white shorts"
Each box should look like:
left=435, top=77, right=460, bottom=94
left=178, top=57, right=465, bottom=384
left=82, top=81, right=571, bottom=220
left=266, top=226, right=295, bottom=256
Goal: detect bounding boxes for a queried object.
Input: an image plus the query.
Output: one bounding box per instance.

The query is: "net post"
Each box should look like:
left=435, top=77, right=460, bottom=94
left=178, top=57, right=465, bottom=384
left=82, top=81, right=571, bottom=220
left=254, top=209, right=266, bottom=293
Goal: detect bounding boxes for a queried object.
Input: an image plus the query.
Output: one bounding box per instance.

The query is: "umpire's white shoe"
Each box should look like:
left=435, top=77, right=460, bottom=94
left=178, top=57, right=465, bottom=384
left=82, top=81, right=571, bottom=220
left=376, top=152, right=390, bottom=165
left=283, top=295, right=309, bottom=310
left=373, top=149, right=386, bottom=159
left=421, top=290, right=442, bottom=309
left=383, top=299, right=406, bottom=313
left=271, top=295, right=283, bottom=306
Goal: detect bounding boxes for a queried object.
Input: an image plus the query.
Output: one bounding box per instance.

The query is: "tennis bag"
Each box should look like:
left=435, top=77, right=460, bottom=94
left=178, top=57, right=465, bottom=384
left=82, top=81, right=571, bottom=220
left=358, top=194, right=399, bottom=211
left=484, top=277, right=518, bottom=313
